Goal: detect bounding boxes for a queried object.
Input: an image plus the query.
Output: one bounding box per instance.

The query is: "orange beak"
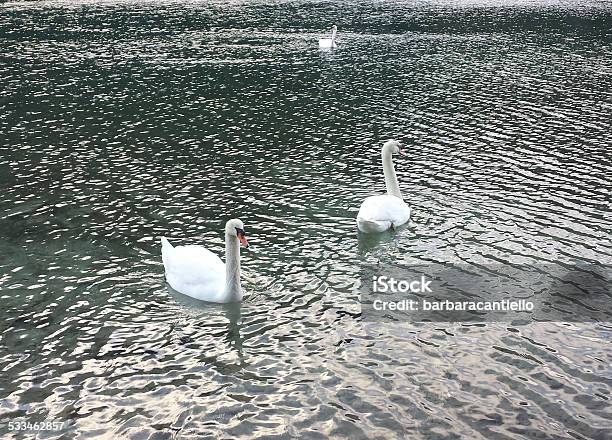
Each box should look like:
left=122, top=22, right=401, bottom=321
left=238, top=233, right=249, bottom=248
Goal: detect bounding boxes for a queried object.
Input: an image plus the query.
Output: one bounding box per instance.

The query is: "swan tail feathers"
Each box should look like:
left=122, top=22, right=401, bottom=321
left=357, top=217, right=390, bottom=233
left=161, top=237, right=173, bottom=249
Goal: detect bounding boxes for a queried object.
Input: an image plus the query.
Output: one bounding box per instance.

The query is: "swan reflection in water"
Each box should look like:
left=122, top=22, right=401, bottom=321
left=357, top=223, right=409, bottom=256
left=167, top=286, right=245, bottom=359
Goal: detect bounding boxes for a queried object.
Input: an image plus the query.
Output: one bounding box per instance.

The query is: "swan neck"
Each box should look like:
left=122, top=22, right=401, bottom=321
left=382, top=150, right=402, bottom=199
left=224, top=233, right=242, bottom=301
left=331, top=28, right=337, bottom=42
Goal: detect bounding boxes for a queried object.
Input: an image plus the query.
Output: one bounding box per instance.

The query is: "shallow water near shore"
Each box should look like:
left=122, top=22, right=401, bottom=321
left=1, top=0, right=611, bottom=438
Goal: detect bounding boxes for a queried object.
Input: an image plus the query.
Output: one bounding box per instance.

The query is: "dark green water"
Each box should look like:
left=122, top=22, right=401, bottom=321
left=1, top=0, right=611, bottom=439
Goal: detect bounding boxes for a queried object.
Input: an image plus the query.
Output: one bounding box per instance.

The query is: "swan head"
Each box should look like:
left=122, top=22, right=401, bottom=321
left=382, top=139, right=404, bottom=156
left=332, top=24, right=337, bottom=31
left=225, top=218, right=249, bottom=248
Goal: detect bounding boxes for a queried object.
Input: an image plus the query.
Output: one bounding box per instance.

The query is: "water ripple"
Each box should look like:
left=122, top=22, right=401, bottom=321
left=1, top=0, right=611, bottom=439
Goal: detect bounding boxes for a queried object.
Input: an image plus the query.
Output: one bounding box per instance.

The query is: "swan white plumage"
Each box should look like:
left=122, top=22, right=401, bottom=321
left=319, top=25, right=338, bottom=48
left=357, top=140, right=411, bottom=233
left=161, top=219, right=249, bottom=303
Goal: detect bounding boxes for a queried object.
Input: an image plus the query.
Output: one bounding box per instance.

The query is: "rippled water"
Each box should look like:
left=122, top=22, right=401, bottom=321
left=1, top=0, right=611, bottom=438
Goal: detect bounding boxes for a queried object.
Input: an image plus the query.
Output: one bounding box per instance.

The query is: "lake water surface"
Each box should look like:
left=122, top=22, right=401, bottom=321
left=1, top=0, right=611, bottom=438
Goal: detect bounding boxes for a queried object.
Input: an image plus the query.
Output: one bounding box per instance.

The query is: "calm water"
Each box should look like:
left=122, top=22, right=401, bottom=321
left=1, top=0, right=611, bottom=438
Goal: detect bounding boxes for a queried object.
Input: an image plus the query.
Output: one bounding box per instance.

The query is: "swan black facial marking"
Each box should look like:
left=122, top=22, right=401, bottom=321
left=235, top=227, right=246, bottom=237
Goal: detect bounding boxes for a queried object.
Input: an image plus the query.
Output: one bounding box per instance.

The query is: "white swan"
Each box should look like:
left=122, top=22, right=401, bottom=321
left=357, top=140, right=411, bottom=233
left=319, top=25, right=338, bottom=48
left=161, top=219, right=249, bottom=303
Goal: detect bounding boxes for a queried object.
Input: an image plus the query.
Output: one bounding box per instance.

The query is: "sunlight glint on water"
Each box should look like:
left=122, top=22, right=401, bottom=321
left=0, top=1, right=611, bottom=438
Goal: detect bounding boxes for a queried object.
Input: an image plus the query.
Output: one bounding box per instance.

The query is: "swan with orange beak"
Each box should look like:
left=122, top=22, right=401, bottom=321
left=161, top=219, right=249, bottom=303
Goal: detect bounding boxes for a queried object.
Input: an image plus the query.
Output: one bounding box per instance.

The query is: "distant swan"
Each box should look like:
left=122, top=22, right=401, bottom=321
left=319, top=25, right=338, bottom=48
left=161, top=219, right=249, bottom=303
left=357, top=140, right=411, bottom=233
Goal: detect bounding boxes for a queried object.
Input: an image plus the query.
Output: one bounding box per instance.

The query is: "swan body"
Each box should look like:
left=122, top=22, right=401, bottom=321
left=319, top=25, right=337, bottom=48
left=357, top=140, right=411, bottom=233
left=161, top=219, right=249, bottom=303
left=357, top=195, right=411, bottom=233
